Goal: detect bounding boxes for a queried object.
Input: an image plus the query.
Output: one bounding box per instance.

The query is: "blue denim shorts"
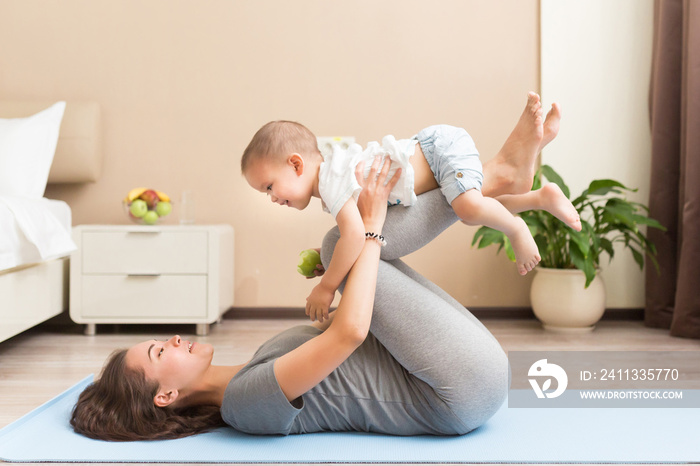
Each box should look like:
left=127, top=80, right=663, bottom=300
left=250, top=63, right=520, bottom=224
left=413, top=124, right=483, bottom=204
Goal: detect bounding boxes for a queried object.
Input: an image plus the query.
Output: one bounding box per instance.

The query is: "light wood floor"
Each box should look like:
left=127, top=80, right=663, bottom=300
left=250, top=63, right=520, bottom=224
left=0, top=317, right=698, bottom=466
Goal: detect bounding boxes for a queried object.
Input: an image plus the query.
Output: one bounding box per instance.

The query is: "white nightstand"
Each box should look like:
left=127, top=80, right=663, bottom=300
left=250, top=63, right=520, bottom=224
left=70, top=224, right=234, bottom=336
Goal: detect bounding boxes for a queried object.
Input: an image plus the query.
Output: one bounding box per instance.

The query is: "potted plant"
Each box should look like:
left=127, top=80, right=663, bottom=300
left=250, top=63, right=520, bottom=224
left=472, top=165, right=665, bottom=332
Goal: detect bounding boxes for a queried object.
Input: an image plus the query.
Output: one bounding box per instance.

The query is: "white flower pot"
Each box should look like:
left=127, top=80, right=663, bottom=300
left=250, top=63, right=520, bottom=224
left=530, top=267, right=606, bottom=333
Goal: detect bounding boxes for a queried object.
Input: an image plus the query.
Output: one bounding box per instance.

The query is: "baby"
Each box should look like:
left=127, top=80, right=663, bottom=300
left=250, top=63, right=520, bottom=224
left=242, top=93, right=581, bottom=321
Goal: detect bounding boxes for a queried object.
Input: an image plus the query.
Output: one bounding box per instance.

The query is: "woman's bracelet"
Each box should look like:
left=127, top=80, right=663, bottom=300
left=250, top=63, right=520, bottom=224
left=365, top=232, right=386, bottom=246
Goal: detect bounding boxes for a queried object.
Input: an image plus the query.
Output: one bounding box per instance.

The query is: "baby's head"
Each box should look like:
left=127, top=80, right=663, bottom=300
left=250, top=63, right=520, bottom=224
left=242, top=121, right=322, bottom=210
left=241, top=121, right=320, bottom=172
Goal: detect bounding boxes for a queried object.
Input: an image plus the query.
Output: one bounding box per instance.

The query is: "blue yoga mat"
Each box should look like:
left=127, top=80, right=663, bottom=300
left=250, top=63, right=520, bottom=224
left=0, top=375, right=698, bottom=463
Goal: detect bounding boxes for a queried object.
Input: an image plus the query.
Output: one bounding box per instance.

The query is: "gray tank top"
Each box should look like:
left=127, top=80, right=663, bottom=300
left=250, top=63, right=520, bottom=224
left=221, top=325, right=461, bottom=435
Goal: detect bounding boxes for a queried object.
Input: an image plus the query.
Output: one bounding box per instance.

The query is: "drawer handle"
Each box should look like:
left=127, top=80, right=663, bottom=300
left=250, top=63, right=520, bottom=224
left=127, top=230, right=162, bottom=234
left=127, top=273, right=161, bottom=277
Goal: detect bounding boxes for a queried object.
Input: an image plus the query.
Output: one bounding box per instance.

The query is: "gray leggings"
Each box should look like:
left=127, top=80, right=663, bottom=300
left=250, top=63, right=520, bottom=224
left=321, top=189, right=508, bottom=433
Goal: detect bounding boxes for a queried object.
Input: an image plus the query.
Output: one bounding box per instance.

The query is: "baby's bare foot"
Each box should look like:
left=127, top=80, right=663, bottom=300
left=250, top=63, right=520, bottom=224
left=509, top=217, right=541, bottom=276
left=539, top=102, right=561, bottom=152
left=538, top=183, right=582, bottom=231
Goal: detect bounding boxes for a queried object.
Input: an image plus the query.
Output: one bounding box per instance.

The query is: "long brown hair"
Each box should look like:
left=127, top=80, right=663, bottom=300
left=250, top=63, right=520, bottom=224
left=70, top=349, right=226, bottom=441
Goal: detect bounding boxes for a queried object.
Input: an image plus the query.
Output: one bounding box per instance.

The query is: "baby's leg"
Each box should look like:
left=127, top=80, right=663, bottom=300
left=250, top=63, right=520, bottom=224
left=452, top=189, right=541, bottom=275
left=496, top=183, right=582, bottom=231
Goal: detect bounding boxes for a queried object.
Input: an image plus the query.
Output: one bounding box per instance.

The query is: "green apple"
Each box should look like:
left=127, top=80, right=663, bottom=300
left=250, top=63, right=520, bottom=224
left=129, top=199, right=148, bottom=218
left=142, top=210, right=159, bottom=225
left=297, top=249, right=322, bottom=277
left=155, top=201, right=172, bottom=217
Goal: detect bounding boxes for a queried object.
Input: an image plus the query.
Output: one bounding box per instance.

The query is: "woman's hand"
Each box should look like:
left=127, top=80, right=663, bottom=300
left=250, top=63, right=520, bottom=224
left=354, top=155, right=402, bottom=233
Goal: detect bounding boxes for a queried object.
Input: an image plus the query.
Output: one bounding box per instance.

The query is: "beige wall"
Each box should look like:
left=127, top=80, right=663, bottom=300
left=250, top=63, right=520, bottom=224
left=541, top=0, right=654, bottom=308
left=1, top=0, right=541, bottom=308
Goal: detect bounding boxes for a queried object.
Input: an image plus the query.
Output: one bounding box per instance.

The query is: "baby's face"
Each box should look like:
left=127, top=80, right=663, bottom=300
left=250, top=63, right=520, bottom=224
left=245, top=157, right=314, bottom=210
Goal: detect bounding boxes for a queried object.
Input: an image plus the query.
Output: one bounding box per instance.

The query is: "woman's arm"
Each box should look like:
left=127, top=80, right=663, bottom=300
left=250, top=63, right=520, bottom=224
left=274, top=156, right=401, bottom=402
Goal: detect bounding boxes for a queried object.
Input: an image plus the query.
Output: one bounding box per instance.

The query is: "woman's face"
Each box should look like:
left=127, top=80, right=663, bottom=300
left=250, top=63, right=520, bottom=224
left=125, top=335, right=214, bottom=402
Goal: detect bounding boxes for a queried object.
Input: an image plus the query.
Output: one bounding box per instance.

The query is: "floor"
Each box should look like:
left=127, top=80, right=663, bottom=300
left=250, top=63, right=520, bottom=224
left=0, top=317, right=698, bottom=465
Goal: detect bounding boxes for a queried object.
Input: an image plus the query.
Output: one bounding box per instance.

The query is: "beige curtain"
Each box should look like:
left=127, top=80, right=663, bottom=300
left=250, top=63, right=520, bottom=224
left=645, top=0, right=700, bottom=339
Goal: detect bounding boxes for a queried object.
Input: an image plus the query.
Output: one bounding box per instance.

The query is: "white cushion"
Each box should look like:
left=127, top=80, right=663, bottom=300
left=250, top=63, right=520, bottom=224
left=0, top=102, right=66, bottom=198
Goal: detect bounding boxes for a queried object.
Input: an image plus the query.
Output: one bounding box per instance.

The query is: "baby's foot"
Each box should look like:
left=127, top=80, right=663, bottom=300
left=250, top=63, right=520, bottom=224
left=539, top=102, right=561, bottom=152
left=509, top=217, right=541, bottom=276
left=539, top=183, right=582, bottom=231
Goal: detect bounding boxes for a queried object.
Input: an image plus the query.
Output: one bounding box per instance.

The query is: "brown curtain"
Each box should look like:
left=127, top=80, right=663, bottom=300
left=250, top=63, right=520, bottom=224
left=645, top=0, right=700, bottom=339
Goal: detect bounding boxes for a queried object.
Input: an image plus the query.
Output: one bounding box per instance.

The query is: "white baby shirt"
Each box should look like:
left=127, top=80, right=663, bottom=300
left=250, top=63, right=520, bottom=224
left=318, top=135, right=418, bottom=218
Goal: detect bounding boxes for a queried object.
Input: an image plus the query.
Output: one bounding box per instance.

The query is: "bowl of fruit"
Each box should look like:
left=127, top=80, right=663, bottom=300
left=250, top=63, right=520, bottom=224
left=123, top=187, right=173, bottom=225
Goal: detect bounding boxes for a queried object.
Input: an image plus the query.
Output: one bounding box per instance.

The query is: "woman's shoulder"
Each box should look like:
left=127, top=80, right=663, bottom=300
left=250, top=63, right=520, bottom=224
left=221, top=326, right=316, bottom=434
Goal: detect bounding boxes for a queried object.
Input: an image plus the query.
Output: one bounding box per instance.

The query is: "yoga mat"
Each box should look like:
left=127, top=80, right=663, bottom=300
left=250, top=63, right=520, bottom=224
left=1, top=375, right=698, bottom=463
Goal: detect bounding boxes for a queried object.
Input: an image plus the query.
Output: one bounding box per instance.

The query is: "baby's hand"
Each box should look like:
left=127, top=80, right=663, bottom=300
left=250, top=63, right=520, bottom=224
left=305, top=283, right=335, bottom=322
left=298, top=248, right=325, bottom=279
left=305, top=263, right=325, bottom=279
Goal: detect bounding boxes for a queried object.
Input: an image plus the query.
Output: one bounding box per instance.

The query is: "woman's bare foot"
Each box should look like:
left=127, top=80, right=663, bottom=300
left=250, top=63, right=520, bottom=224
left=501, top=91, right=544, bottom=176
left=537, top=183, right=582, bottom=231
left=509, top=217, right=541, bottom=276
left=483, top=92, right=545, bottom=196
left=539, top=102, right=561, bottom=152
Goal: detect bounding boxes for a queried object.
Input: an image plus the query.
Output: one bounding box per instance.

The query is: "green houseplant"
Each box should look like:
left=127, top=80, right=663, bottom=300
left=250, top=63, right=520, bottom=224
left=472, top=165, right=665, bottom=331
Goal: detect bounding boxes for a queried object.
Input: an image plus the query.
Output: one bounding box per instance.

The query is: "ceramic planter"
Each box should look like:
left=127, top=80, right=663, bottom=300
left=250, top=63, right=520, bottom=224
left=530, top=267, right=606, bottom=332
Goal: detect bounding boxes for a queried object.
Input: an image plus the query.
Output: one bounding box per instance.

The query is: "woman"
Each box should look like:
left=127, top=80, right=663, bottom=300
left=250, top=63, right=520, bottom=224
left=70, top=156, right=507, bottom=441
left=70, top=100, right=555, bottom=439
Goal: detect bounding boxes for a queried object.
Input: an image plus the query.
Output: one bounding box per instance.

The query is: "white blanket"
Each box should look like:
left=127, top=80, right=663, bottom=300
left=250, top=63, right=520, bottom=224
left=0, top=195, right=76, bottom=272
